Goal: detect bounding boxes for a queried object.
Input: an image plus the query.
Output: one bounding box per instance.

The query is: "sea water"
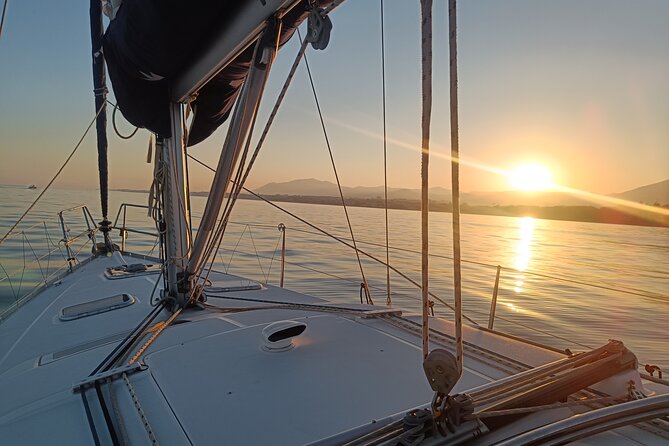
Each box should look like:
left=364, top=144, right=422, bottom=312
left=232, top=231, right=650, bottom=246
left=1, top=186, right=667, bottom=370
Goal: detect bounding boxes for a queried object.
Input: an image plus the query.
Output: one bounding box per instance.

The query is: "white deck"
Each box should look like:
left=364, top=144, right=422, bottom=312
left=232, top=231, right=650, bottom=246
left=0, top=252, right=666, bottom=445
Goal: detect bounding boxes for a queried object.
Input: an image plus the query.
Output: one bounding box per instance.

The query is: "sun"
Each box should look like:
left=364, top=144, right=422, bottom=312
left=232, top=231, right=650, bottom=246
left=508, top=163, right=553, bottom=191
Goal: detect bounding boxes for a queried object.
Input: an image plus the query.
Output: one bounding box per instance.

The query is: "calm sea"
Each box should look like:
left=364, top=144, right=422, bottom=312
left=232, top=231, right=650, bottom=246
left=1, top=185, right=668, bottom=370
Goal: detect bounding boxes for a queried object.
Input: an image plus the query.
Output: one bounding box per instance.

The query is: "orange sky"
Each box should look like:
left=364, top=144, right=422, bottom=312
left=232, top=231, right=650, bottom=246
left=1, top=1, right=668, bottom=195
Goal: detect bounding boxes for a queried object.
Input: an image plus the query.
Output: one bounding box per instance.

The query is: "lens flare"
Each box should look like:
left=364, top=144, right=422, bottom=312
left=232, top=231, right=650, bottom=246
left=508, top=164, right=553, bottom=191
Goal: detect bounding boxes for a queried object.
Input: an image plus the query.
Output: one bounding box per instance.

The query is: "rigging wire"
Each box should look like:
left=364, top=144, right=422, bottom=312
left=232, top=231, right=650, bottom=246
left=0, top=0, right=8, bottom=40
left=0, top=103, right=105, bottom=246
left=218, top=245, right=422, bottom=305
left=191, top=37, right=306, bottom=301
left=188, top=39, right=277, bottom=302
left=234, top=38, right=309, bottom=199
left=263, top=230, right=284, bottom=285
left=380, top=0, right=391, bottom=307
left=186, top=153, right=479, bottom=325
left=183, top=106, right=195, bottom=238
left=223, top=222, right=669, bottom=304
left=225, top=225, right=248, bottom=273
left=215, top=247, right=590, bottom=349
left=192, top=83, right=262, bottom=298
left=246, top=226, right=267, bottom=280
left=297, top=27, right=374, bottom=305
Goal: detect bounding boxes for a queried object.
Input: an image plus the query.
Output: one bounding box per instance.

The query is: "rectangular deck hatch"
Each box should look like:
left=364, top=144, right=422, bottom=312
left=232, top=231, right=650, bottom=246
left=206, top=279, right=263, bottom=293
left=60, top=293, right=135, bottom=321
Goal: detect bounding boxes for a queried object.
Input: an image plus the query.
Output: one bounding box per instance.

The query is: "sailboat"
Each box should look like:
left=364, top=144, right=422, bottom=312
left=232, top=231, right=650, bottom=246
left=1, top=0, right=668, bottom=444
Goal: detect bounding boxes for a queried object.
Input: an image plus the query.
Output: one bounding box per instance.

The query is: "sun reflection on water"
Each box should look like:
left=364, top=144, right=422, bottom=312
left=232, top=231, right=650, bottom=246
left=498, top=216, right=551, bottom=321
left=513, top=217, right=535, bottom=293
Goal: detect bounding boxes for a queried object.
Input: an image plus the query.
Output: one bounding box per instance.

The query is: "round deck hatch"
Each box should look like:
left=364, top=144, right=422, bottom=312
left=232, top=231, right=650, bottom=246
left=262, top=320, right=307, bottom=352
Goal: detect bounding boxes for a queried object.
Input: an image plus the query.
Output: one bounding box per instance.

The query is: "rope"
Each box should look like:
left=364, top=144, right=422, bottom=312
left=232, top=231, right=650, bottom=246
left=112, top=103, right=139, bottom=140
left=380, top=0, right=391, bottom=307
left=475, top=396, right=622, bottom=419
left=298, top=28, right=374, bottom=305
left=127, top=308, right=182, bottom=365
left=0, top=103, right=105, bottom=246
left=448, top=0, right=464, bottom=376
left=419, top=0, right=433, bottom=360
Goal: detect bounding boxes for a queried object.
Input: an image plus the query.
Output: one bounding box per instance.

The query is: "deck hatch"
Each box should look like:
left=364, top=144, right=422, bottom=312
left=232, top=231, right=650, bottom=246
left=105, top=263, right=161, bottom=279
left=59, top=293, right=135, bottom=321
left=206, top=279, right=263, bottom=293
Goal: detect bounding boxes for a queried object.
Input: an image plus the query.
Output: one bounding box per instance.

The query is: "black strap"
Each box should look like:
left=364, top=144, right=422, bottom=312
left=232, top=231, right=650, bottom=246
left=81, top=390, right=101, bottom=446
left=95, top=381, right=121, bottom=446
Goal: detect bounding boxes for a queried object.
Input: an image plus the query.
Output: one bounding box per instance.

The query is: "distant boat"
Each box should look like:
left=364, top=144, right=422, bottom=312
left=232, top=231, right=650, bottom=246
left=27, top=184, right=37, bottom=189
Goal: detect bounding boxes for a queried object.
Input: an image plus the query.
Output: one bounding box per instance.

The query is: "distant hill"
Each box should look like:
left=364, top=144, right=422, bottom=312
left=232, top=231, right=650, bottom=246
left=611, top=179, right=669, bottom=205
left=255, top=178, right=452, bottom=201
left=256, top=179, right=594, bottom=206
left=255, top=178, right=669, bottom=207
left=112, top=178, right=669, bottom=227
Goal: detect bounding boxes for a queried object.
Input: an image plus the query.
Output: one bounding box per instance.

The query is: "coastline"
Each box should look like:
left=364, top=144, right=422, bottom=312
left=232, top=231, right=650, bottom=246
left=112, top=189, right=669, bottom=228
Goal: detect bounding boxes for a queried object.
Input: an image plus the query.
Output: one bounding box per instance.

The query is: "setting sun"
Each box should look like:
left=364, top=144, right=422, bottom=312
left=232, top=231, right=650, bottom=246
left=508, top=163, right=554, bottom=191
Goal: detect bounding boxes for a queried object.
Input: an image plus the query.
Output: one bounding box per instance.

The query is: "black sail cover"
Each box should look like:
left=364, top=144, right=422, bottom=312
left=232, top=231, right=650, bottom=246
left=103, top=1, right=313, bottom=146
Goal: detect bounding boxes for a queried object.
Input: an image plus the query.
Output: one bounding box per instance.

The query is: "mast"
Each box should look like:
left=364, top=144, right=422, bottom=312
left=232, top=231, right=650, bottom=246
left=89, top=0, right=113, bottom=252
left=162, top=104, right=192, bottom=302
left=159, top=1, right=335, bottom=302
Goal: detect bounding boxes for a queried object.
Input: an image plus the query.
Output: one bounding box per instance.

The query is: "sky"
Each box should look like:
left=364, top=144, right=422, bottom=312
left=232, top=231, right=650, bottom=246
left=0, top=1, right=668, bottom=195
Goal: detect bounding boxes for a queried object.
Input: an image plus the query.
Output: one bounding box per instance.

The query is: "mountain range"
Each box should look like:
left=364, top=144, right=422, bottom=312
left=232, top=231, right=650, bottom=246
left=611, top=179, right=669, bottom=206
left=254, top=178, right=669, bottom=207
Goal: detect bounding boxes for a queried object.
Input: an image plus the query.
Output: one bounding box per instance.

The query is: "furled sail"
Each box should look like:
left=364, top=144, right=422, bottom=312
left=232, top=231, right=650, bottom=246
left=103, top=0, right=313, bottom=146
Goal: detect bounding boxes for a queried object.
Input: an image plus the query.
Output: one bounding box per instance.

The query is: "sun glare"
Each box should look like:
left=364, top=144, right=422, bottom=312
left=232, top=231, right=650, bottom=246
left=508, top=164, right=553, bottom=191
